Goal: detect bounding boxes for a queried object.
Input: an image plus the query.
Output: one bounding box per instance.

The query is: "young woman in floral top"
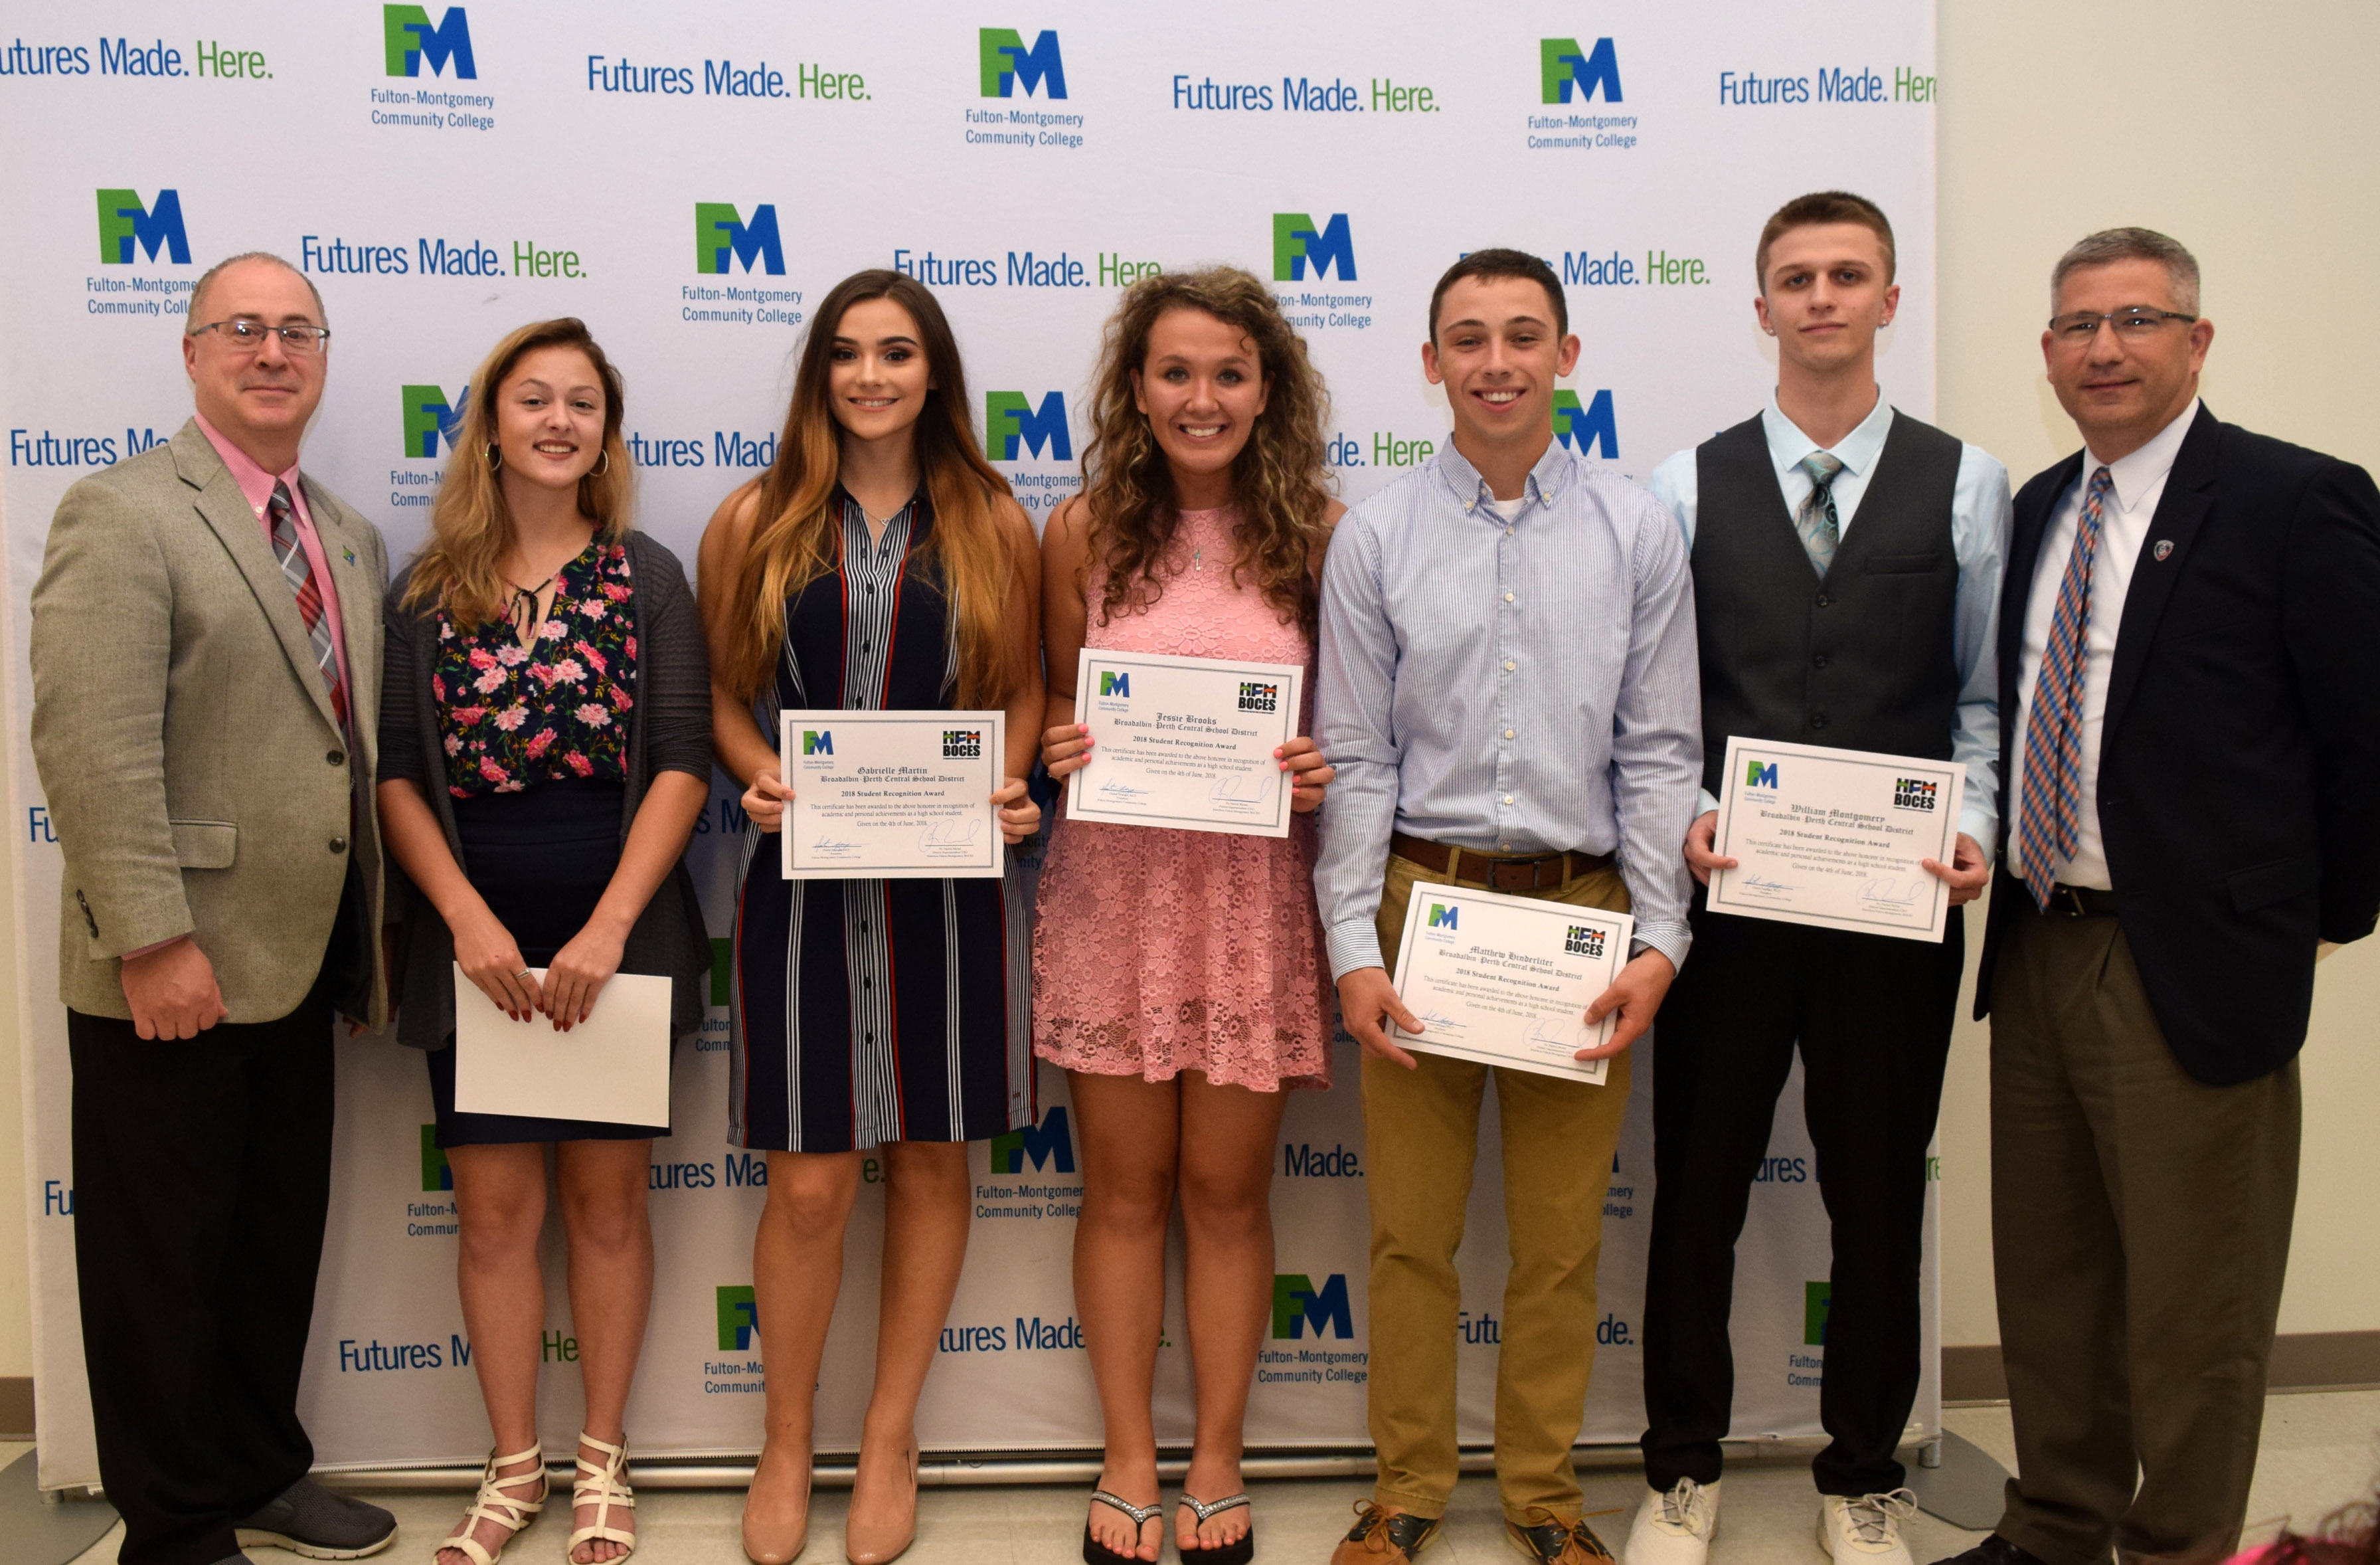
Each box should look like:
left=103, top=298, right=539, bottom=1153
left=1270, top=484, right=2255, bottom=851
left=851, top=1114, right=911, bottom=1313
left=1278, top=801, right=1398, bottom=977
left=377, top=318, right=711, bottom=1565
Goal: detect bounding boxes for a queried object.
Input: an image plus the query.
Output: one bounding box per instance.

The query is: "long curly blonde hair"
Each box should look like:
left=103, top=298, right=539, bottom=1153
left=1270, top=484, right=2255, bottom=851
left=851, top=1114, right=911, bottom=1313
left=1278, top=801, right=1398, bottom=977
left=1078, top=267, right=1333, bottom=635
left=400, top=318, right=632, bottom=626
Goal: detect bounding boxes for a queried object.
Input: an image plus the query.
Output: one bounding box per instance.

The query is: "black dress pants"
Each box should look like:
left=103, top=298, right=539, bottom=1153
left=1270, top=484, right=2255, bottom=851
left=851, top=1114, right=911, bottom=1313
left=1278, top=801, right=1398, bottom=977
left=68, top=963, right=337, bottom=1565
left=1639, top=903, right=1962, bottom=1497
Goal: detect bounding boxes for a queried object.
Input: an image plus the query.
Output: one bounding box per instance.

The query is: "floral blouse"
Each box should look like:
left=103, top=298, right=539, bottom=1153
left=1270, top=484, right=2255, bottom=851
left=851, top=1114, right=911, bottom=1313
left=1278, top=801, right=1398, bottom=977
left=432, top=539, right=638, bottom=796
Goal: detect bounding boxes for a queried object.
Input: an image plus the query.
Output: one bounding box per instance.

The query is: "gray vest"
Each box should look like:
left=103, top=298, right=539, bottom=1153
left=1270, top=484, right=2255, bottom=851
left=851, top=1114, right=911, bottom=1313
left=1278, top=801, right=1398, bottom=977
left=1691, top=410, right=1962, bottom=798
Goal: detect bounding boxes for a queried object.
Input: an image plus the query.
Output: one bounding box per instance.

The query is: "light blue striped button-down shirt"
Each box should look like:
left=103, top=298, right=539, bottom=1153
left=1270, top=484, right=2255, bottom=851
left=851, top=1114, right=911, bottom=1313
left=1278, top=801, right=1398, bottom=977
left=1314, top=436, right=1703, bottom=979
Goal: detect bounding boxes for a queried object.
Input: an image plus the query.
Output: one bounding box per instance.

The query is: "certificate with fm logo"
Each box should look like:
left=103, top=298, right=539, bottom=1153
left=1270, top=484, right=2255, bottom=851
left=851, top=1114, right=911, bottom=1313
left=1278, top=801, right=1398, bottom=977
left=1707, top=735, right=1965, bottom=941
left=1387, top=881, right=1636, bottom=1085
left=1066, top=647, right=1304, bottom=838
left=778, top=709, right=1007, bottom=879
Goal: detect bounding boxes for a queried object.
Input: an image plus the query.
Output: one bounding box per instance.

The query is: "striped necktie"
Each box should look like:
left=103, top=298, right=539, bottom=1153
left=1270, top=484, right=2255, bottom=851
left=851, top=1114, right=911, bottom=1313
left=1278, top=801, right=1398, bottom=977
left=267, top=480, right=349, bottom=731
left=1795, top=451, right=1845, bottom=575
left=2015, top=466, right=2114, bottom=909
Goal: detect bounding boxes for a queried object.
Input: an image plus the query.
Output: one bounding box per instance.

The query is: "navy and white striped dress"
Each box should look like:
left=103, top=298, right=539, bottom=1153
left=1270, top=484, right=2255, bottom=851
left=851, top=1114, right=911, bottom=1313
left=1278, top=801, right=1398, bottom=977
left=729, top=489, right=1033, bottom=1152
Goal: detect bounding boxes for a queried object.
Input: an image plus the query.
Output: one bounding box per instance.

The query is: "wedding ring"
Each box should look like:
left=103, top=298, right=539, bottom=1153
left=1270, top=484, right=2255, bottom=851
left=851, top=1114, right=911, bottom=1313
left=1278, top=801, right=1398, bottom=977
left=514, top=969, right=532, bottom=980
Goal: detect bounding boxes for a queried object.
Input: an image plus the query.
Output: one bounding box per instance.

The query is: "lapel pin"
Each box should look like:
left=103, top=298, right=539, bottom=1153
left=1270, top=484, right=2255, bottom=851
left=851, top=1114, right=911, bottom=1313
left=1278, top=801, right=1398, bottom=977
left=2153, top=539, right=2174, bottom=561
left=343, top=547, right=357, bottom=566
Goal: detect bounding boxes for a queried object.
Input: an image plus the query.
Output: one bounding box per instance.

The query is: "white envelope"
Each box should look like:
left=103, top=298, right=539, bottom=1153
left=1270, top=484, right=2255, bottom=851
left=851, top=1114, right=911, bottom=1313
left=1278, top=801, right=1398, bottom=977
left=452, top=965, right=673, bottom=1126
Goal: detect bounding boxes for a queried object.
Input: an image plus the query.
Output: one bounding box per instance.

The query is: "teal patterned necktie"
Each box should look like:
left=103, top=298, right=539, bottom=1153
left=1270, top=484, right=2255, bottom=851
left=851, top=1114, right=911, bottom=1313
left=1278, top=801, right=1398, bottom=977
left=1796, top=451, right=1845, bottom=576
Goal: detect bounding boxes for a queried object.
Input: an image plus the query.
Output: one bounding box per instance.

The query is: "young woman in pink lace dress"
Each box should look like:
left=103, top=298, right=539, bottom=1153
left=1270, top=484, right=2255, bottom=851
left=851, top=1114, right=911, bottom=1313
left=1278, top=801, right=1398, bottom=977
left=1034, top=268, right=1341, bottom=1565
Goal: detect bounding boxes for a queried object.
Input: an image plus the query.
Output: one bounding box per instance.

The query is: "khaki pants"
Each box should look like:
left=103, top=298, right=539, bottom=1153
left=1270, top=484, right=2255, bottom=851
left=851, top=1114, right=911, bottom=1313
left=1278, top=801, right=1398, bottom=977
left=1989, top=909, right=2300, bottom=1565
left=1363, top=849, right=1633, bottom=1524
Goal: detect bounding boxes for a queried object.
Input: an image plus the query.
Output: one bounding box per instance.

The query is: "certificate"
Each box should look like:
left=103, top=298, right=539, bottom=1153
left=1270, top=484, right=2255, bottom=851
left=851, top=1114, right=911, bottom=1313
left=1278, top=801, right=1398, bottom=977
left=779, top=710, right=1006, bottom=879
left=1387, top=881, right=1636, bottom=1085
left=1707, top=735, right=1965, bottom=941
left=1066, top=648, right=1302, bottom=838
left=453, top=967, right=673, bottom=1125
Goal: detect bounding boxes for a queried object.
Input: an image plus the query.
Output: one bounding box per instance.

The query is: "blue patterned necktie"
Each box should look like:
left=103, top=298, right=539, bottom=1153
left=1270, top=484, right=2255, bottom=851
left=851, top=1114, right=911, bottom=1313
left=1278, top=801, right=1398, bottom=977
left=1795, top=452, right=1845, bottom=575
left=2015, top=467, right=2114, bottom=907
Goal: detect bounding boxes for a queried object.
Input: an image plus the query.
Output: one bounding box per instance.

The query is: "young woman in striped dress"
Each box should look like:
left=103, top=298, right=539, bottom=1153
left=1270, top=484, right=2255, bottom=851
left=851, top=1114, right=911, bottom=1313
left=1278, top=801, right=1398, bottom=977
left=697, top=271, right=1043, bottom=1565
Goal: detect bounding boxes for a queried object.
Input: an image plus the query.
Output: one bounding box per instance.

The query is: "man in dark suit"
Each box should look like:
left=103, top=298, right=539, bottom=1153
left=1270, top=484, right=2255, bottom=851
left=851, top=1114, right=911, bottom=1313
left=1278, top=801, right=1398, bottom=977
left=1930, top=230, right=2380, bottom=1565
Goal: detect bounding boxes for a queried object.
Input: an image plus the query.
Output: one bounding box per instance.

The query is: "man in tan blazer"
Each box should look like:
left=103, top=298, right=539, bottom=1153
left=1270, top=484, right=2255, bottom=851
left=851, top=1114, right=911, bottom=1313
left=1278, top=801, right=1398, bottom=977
left=29, top=253, right=397, bottom=1565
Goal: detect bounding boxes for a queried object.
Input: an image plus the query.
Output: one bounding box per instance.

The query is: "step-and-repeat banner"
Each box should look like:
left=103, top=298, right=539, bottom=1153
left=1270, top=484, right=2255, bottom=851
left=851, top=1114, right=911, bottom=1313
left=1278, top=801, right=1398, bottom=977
left=2, top=1, right=1940, bottom=1489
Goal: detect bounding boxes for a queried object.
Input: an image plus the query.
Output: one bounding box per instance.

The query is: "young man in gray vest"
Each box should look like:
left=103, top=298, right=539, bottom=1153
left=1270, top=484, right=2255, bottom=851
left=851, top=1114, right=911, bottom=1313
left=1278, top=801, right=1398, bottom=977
left=1628, top=192, right=2012, bottom=1565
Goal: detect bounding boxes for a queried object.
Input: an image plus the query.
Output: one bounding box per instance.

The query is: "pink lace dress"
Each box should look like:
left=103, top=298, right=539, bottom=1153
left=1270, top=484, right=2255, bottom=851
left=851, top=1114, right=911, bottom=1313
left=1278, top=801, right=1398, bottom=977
left=1032, top=508, right=1332, bottom=1090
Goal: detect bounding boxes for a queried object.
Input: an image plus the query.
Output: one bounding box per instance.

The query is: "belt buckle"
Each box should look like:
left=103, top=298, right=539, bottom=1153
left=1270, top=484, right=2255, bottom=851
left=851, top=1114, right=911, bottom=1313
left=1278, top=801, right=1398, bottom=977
left=2055, top=885, right=2090, bottom=919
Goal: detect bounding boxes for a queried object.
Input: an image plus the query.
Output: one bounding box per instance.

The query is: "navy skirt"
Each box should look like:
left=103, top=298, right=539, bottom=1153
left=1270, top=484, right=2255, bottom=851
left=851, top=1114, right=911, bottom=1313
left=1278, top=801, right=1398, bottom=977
left=428, top=778, right=670, bottom=1147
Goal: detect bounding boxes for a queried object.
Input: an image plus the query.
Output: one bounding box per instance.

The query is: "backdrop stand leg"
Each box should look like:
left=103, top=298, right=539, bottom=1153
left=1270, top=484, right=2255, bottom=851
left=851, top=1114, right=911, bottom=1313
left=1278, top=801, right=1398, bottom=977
left=1905, top=1430, right=2009, bottom=1531
left=0, top=1449, right=122, bottom=1564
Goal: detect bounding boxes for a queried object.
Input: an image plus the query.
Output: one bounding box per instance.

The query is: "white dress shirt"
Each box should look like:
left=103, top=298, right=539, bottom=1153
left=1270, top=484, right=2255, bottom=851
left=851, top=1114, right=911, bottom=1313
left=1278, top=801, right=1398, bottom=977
left=1647, top=389, right=2012, bottom=854
left=2007, top=399, right=2201, bottom=890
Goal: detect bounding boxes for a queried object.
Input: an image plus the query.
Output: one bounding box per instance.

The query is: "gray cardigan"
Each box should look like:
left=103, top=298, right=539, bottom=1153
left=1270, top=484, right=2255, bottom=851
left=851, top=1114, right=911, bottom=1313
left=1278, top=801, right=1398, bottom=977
left=378, top=530, right=713, bottom=1050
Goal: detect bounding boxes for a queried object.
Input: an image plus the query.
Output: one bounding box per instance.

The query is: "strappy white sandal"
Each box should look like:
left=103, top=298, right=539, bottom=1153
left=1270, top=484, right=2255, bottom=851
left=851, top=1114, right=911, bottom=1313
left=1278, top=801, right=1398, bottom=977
left=568, top=1432, right=638, bottom=1564
left=436, top=1444, right=547, bottom=1565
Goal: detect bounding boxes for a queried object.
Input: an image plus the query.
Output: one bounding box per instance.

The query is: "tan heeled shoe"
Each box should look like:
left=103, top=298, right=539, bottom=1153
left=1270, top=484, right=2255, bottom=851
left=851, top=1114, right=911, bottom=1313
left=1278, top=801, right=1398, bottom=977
left=841, top=1443, right=920, bottom=1565
left=739, top=1441, right=813, bottom=1565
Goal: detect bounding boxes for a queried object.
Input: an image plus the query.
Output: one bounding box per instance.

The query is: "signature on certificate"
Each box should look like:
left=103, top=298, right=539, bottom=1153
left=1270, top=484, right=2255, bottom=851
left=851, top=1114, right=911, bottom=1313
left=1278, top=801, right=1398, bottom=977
left=809, top=835, right=861, bottom=858
left=919, top=816, right=984, bottom=848
left=1526, top=1015, right=1584, bottom=1049
left=1737, top=873, right=1797, bottom=896
left=1410, top=1007, right=1462, bottom=1033
left=1094, top=779, right=1151, bottom=802
left=1209, top=767, right=1276, bottom=804
left=1859, top=877, right=1927, bottom=909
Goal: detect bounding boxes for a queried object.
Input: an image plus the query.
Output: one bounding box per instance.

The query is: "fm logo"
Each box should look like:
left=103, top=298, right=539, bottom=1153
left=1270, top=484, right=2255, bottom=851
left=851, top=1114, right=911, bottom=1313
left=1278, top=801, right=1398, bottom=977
left=96, top=189, right=189, bottom=266
left=1098, top=671, right=1130, bottom=698
left=1746, top=759, right=1779, bottom=788
left=717, top=1285, right=760, bottom=1350
left=401, top=385, right=467, bottom=460
left=985, top=391, right=1071, bottom=461
left=1553, top=390, right=1618, bottom=458
left=695, top=203, right=786, bottom=276
left=420, top=1125, right=453, bottom=1192
left=1804, top=1280, right=1831, bottom=1346
left=384, top=5, right=476, bottom=79
left=1541, top=37, right=1622, bottom=104
left=979, top=29, right=1066, bottom=99
left=1427, top=903, right=1458, bottom=930
left=1272, top=213, right=1356, bottom=283
left=987, top=1105, right=1074, bottom=1174
left=1272, top=1273, right=1353, bottom=1340
left=802, top=730, right=833, bottom=756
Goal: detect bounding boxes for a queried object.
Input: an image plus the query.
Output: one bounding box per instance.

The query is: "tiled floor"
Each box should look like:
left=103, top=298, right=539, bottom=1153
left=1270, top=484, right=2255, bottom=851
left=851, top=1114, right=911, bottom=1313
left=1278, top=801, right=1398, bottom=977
left=20, top=1389, right=2379, bottom=1564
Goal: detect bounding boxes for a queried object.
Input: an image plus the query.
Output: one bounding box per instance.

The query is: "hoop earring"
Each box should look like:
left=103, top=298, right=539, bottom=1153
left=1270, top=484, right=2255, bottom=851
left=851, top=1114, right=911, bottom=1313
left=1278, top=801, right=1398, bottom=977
left=591, top=448, right=611, bottom=478
left=485, top=442, right=503, bottom=472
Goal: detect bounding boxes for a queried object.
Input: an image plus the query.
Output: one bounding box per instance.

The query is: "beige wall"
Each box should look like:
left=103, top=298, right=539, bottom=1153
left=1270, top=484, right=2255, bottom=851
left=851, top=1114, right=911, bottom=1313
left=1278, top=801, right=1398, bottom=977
left=1934, top=0, right=2380, bottom=1344
left=0, top=0, right=2372, bottom=1386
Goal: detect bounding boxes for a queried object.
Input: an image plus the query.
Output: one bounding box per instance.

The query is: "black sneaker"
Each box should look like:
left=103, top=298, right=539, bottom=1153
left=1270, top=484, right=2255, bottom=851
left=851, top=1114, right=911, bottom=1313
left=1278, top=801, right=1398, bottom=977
left=1926, top=1536, right=2060, bottom=1565
left=234, top=1478, right=398, bottom=1560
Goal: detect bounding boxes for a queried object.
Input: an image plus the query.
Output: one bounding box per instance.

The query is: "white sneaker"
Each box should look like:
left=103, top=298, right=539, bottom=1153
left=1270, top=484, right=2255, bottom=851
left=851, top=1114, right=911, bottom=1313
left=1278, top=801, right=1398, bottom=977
left=1818, top=1491, right=1919, bottom=1565
left=1622, top=1477, right=1720, bottom=1565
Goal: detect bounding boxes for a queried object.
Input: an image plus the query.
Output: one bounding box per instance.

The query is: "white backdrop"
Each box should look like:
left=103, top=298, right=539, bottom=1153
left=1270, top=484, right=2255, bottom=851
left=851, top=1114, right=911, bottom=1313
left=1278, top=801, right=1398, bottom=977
left=1, top=0, right=1941, bottom=1487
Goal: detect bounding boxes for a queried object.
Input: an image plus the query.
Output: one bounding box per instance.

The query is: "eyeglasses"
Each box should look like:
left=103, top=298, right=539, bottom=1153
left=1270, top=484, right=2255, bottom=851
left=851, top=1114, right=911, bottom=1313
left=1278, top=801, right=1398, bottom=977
left=2047, top=307, right=2196, bottom=345
left=189, top=319, right=331, bottom=354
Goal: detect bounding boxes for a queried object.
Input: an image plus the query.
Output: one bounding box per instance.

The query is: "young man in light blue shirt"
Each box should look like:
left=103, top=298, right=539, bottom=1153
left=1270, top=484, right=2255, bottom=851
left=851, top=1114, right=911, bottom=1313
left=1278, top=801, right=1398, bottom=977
left=1315, top=248, right=1702, bottom=1565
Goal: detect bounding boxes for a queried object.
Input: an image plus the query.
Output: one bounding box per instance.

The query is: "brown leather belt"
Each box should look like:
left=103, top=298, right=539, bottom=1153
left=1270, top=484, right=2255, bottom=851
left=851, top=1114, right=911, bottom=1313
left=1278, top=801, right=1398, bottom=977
left=2037, top=883, right=2120, bottom=919
left=1390, top=832, right=1614, bottom=893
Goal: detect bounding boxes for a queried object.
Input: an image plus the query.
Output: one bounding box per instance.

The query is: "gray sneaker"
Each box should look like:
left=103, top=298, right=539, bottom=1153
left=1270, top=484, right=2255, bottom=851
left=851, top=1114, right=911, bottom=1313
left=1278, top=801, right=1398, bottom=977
left=235, top=1478, right=398, bottom=1559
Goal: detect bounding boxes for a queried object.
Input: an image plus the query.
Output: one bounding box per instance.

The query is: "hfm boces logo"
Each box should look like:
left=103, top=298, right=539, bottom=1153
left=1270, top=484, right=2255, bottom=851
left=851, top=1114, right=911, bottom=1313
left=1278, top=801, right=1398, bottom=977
left=384, top=5, right=475, bottom=79
left=98, top=189, right=189, bottom=265
left=1272, top=213, right=1355, bottom=283
left=1893, top=777, right=1939, bottom=812
left=695, top=203, right=785, bottom=276
left=1541, top=37, right=1622, bottom=103
left=985, top=391, right=1070, bottom=462
left=979, top=29, right=1065, bottom=98
left=402, top=384, right=468, bottom=459
left=1272, top=1273, right=1353, bottom=1340
left=987, top=1105, right=1073, bottom=1174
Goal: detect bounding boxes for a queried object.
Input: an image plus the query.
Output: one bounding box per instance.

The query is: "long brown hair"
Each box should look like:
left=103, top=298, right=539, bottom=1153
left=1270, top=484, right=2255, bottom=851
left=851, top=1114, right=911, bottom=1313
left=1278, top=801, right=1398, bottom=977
left=401, top=318, right=632, bottom=625
left=1078, top=267, right=1332, bottom=634
left=718, top=270, right=1022, bottom=707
